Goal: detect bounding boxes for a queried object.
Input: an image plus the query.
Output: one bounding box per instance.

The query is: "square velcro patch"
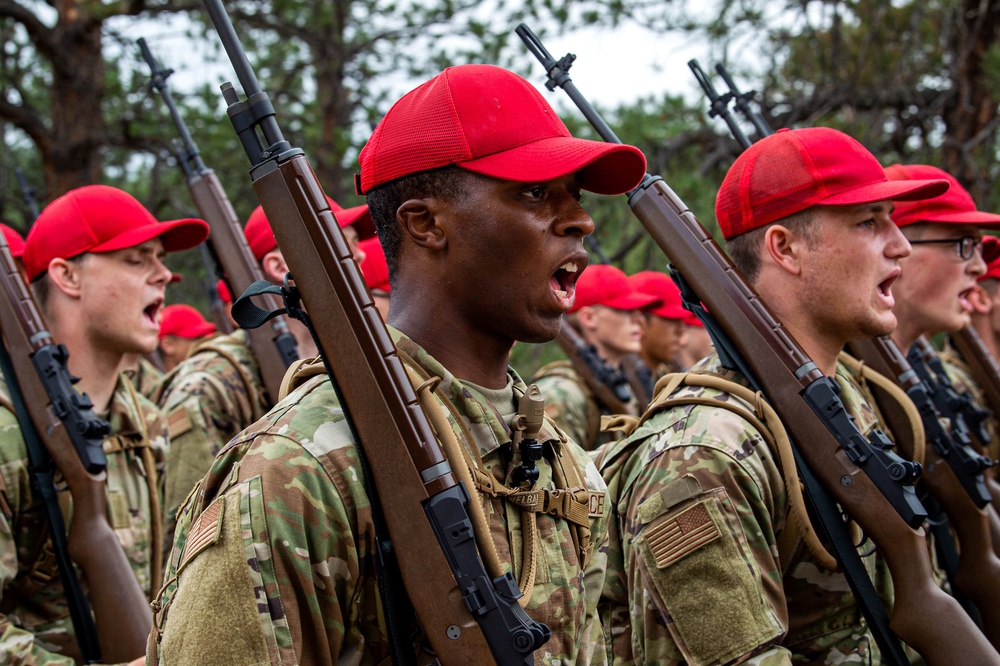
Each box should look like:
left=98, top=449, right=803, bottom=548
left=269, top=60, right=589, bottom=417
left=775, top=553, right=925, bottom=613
left=179, top=497, right=225, bottom=573
left=647, top=500, right=720, bottom=568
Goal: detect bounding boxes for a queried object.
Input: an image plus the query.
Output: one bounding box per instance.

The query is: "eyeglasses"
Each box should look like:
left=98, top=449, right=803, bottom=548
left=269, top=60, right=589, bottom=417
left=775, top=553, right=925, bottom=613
left=908, top=236, right=983, bottom=261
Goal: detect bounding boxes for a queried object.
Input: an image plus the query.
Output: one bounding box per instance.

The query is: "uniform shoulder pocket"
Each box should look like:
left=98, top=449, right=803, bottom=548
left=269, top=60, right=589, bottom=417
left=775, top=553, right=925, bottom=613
left=634, top=487, right=782, bottom=666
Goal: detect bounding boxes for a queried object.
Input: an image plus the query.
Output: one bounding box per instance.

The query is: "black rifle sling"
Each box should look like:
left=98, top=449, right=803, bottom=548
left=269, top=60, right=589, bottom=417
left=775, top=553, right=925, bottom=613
left=791, top=445, right=910, bottom=665
left=0, top=340, right=102, bottom=663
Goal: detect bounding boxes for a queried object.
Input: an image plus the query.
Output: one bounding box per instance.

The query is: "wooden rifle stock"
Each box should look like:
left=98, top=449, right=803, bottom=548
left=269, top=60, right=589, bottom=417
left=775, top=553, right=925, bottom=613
left=950, top=326, right=1000, bottom=442
left=515, top=23, right=996, bottom=659
left=138, top=37, right=296, bottom=403
left=203, top=5, right=551, bottom=663
left=554, top=322, right=637, bottom=416
left=848, top=336, right=1000, bottom=649
left=0, top=237, right=152, bottom=662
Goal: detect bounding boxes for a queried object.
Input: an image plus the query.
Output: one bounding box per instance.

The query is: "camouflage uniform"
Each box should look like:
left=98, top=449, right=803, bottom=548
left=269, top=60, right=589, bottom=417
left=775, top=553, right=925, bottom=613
left=148, top=328, right=608, bottom=665
left=596, top=354, right=893, bottom=665
left=123, top=357, right=163, bottom=400
left=0, top=372, right=168, bottom=665
left=149, top=329, right=268, bottom=561
left=533, top=362, right=638, bottom=452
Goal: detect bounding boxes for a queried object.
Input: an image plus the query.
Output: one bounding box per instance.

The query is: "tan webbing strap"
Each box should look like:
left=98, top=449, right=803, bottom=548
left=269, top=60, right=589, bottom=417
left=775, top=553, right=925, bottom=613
left=639, top=372, right=837, bottom=571
left=277, top=357, right=322, bottom=402
left=838, top=351, right=925, bottom=468
left=121, top=378, right=164, bottom=594
left=190, top=340, right=267, bottom=422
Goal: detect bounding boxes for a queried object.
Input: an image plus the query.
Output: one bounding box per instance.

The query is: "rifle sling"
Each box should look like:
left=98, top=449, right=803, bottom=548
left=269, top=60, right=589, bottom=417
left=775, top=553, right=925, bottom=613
left=0, top=339, right=102, bottom=663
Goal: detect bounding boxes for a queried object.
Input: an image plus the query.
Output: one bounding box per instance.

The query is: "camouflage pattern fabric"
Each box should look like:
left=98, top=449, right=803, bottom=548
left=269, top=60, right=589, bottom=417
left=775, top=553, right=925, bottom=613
left=150, top=330, right=268, bottom=561
left=533, top=361, right=636, bottom=451
left=123, top=357, right=163, bottom=400
left=149, top=328, right=609, bottom=665
left=596, top=354, right=893, bottom=665
left=0, top=372, right=167, bottom=665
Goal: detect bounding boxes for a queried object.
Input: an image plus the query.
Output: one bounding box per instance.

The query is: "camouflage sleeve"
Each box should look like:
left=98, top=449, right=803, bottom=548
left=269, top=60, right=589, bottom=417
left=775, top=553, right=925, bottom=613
left=156, top=358, right=253, bottom=560
left=0, top=408, right=75, bottom=665
left=154, top=414, right=384, bottom=663
left=534, top=374, right=592, bottom=451
left=616, top=404, right=793, bottom=666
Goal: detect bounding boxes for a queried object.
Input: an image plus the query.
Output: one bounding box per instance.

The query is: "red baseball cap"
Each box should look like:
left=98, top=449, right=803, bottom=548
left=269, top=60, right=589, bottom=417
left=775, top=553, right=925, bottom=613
left=684, top=313, right=704, bottom=328
left=169, top=272, right=184, bottom=284
left=715, top=128, right=949, bottom=239
left=244, top=196, right=368, bottom=262
left=158, top=303, right=217, bottom=340
left=979, top=236, right=1000, bottom=282
left=1, top=223, right=25, bottom=258
left=336, top=204, right=376, bottom=240
left=23, top=185, right=209, bottom=282
left=628, top=271, right=689, bottom=320
left=359, top=236, right=390, bottom=293
left=216, top=278, right=233, bottom=304
left=884, top=164, right=1000, bottom=229
left=357, top=64, right=646, bottom=196
left=569, top=264, right=661, bottom=313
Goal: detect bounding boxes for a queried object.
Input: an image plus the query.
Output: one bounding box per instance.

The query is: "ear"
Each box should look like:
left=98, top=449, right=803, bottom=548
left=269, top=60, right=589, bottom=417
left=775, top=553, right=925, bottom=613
left=969, top=285, right=992, bottom=315
left=46, top=257, right=84, bottom=299
left=398, top=198, right=447, bottom=251
left=261, top=249, right=289, bottom=284
left=159, top=336, right=179, bottom=357
left=576, top=306, right=598, bottom=332
left=762, top=224, right=805, bottom=276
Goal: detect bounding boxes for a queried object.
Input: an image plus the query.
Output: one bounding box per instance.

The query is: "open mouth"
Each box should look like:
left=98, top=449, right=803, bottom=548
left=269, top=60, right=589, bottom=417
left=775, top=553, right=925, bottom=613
left=958, top=286, right=976, bottom=312
left=877, top=272, right=898, bottom=305
left=143, top=298, right=164, bottom=327
left=550, top=261, right=580, bottom=307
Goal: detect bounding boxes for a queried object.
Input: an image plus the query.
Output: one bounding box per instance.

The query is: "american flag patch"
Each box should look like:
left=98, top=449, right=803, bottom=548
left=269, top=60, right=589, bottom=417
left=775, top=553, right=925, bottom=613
left=180, top=497, right=225, bottom=571
left=647, top=501, right=720, bottom=568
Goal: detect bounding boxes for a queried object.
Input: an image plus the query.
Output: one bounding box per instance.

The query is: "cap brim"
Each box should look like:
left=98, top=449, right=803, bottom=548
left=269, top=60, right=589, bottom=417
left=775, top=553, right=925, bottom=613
left=684, top=313, right=704, bottom=327
left=650, top=304, right=691, bottom=320
left=915, top=210, right=1000, bottom=229
left=819, top=178, right=949, bottom=206
left=459, top=136, right=647, bottom=196
left=91, top=218, right=210, bottom=255
left=604, top=291, right=661, bottom=311
left=335, top=205, right=376, bottom=239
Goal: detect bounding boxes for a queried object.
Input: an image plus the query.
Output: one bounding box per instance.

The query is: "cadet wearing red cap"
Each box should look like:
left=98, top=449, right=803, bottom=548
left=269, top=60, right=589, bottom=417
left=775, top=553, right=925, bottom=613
left=628, top=271, right=692, bottom=379
left=0, top=222, right=25, bottom=260
left=533, top=264, right=660, bottom=450
left=244, top=196, right=373, bottom=358
left=0, top=184, right=209, bottom=664
left=152, top=63, right=646, bottom=665
left=156, top=304, right=218, bottom=372
left=677, top=312, right=713, bottom=370
left=596, top=128, right=949, bottom=664
left=886, top=165, right=1000, bottom=467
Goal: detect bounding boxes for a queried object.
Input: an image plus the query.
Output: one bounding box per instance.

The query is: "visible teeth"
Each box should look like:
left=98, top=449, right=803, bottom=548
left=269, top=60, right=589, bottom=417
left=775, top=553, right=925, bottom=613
left=554, top=289, right=568, bottom=298
left=560, top=262, right=579, bottom=273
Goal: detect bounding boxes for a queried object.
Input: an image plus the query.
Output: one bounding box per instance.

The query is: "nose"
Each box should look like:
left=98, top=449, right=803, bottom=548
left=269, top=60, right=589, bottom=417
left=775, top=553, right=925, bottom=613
left=553, top=193, right=596, bottom=238
left=152, top=256, right=172, bottom=285
left=969, top=247, right=987, bottom=277
left=886, top=222, right=912, bottom=260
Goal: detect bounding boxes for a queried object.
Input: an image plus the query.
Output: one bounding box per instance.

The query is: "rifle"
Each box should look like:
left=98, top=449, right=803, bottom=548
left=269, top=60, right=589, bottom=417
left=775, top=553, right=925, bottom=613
left=688, top=60, right=751, bottom=150
left=138, top=37, right=296, bottom=403
left=0, top=231, right=152, bottom=661
left=518, top=23, right=998, bottom=663
left=697, top=57, right=1000, bottom=653
left=201, top=3, right=550, bottom=663
left=555, top=321, right=637, bottom=416
left=848, top=337, right=1000, bottom=647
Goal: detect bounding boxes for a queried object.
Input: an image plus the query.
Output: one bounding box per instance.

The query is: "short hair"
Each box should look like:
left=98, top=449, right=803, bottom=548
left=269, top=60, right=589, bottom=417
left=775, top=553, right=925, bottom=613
left=366, top=166, right=487, bottom=283
left=30, top=254, right=88, bottom=312
left=725, top=208, right=817, bottom=283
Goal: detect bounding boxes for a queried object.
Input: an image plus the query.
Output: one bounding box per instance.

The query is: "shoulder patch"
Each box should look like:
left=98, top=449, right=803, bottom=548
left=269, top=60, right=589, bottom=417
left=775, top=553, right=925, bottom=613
left=167, top=408, right=193, bottom=440
left=647, top=500, right=720, bottom=568
left=179, top=496, right=225, bottom=573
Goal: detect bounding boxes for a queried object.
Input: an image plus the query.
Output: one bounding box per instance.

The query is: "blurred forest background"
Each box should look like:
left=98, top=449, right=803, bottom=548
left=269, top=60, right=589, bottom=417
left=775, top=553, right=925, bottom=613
left=2, top=0, right=999, bottom=375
